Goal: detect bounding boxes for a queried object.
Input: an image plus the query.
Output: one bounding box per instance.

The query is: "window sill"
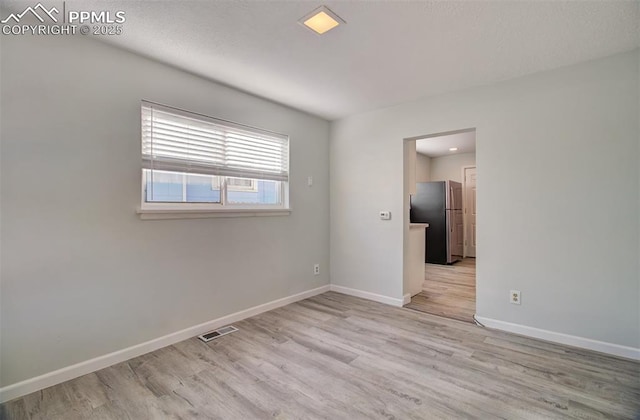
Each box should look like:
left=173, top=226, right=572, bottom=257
left=137, top=207, right=292, bottom=220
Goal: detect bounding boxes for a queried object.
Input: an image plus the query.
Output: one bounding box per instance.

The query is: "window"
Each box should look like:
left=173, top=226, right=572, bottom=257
left=140, top=101, right=289, bottom=215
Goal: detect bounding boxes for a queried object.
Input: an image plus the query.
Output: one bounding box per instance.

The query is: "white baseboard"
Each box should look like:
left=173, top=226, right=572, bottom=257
left=0, top=284, right=331, bottom=404
left=475, top=316, right=640, bottom=361
left=329, top=284, right=404, bottom=307
left=403, top=294, right=411, bottom=305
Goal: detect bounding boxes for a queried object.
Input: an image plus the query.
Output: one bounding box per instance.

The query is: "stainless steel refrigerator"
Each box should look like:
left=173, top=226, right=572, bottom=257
left=410, top=181, right=463, bottom=264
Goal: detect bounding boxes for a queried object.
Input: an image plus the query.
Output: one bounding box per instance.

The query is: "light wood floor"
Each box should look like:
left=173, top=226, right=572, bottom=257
left=2, top=292, right=639, bottom=419
left=405, top=258, right=476, bottom=323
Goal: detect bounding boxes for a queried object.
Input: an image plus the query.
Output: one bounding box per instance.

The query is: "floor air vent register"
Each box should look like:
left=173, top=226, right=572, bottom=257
left=197, top=325, right=238, bottom=342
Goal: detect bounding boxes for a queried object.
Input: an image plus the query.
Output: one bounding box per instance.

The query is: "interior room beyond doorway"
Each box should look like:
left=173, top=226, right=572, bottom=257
left=406, top=129, right=477, bottom=323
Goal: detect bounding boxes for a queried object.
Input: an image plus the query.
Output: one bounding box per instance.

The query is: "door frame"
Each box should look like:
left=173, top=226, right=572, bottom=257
left=461, top=165, right=476, bottom=258
left=402, top=127, right=476, bottom=304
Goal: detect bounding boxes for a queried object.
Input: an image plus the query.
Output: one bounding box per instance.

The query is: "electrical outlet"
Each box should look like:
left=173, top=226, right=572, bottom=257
left=510, top=290, right=521, bottom=305
left=313, top=264, right=320, bottom=275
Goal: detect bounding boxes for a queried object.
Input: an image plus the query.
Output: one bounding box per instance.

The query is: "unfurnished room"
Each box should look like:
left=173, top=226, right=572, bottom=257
left=0, top=1, right=639, bottom=419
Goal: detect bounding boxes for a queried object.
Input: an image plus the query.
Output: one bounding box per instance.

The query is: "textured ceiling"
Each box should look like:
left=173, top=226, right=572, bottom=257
left=8, top=0, right=639, bottom=120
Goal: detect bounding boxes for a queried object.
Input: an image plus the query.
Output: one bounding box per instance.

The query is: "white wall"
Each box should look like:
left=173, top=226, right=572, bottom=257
left=331, top=50, right=639, bottom=349
left=429, top=152, right=475, bottom=182
left=415, top=153, right=431, bottom=182
left=0, top=35, right=330, bottom=387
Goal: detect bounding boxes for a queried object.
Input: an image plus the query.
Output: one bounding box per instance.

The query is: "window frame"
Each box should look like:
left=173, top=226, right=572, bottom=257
left=138, top=101, right=291, bottom=219
left=140, top=172, right=288, bottom=211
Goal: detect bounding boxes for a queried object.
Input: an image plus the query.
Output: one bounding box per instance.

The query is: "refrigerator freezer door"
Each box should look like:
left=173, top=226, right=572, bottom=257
left=448, top=180, right=463, bottom=263
left=452, top=181, right=463, bottom=210
left=412, top=182, right=445, bottom=219
left=446, top=181, right=463, bottom=210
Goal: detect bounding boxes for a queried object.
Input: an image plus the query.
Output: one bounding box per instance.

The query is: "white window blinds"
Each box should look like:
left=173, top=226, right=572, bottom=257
left=141, top=101, right=289, bottom=182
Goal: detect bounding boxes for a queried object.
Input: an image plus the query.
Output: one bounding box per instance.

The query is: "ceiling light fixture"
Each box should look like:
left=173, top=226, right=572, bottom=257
left=299, top=6, right=345, bottom=35
left=449, top=147, right=458, bottom=151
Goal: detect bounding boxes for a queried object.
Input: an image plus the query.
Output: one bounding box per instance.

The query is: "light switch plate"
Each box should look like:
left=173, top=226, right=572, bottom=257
left=379, top=211, right=391, bottom=220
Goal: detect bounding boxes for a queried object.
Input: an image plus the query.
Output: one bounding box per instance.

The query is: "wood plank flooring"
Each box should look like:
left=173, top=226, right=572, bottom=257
left=2, top=291, right=639, bottom=419
left=405, top=258, right=476, bottom=323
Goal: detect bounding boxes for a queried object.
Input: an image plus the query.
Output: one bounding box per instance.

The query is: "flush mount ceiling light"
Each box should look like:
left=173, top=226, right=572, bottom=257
left=299, top=5, right=345, bottom=35
left=449, top=147, right=458, bottom=151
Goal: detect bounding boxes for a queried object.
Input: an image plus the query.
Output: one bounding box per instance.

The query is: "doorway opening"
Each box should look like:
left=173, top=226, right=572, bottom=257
left=403, top=128, right=477, bottom=323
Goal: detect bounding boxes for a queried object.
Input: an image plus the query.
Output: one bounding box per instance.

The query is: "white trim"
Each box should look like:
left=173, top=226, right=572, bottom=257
left=329, top=285, right=404, bottom=307
left=475, top=316, right=640, bottom=361
left=0, top=285, right=330, bottom=404
left=461, top=165, right=476, bottom=259
left=403, top=293, right=411, bottom=305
